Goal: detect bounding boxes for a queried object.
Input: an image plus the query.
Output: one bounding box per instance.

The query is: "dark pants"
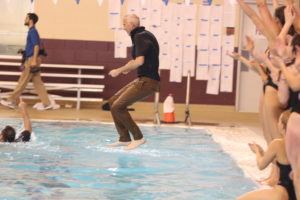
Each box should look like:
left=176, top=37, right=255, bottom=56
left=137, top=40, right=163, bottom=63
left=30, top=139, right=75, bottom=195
left=108, top=77, right=159, bottom=142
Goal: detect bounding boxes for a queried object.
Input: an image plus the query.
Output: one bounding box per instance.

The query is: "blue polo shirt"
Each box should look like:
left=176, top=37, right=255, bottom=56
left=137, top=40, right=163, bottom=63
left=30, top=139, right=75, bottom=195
left=25, top=26, right=40, bottom=58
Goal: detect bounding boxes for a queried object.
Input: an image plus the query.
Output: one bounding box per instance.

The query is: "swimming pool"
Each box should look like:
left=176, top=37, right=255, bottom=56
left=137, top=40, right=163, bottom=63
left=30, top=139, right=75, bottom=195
left=0, top=119, right=256, bottom=200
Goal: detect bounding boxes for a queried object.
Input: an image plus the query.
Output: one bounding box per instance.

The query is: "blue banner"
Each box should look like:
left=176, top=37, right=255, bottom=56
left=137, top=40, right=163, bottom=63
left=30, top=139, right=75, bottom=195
left=162, top=0, right=169, bottom=5
left=202, top=0, right=212, bottom=5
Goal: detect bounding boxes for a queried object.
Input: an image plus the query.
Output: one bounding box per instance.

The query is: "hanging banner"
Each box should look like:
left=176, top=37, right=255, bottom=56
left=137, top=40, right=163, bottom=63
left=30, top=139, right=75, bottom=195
left=29, top=0, right=35, bottom=12
left=196, top=5, right=211, bottom=80
left=150, top=0, right=163, bottom=26
left=52, top=0, right=59, bottom=5
left=223, top=0, right=236, bottom=27
left=206, top=4, right=223, bottom=95
left=108, top=0, right=121, bottom=30
left=140, top=0, right=146, bottom=6
left=182, top=3, right=197, bottom=77
left=169, top=3, right=184, bottom=82
left=162, top=0, right=169, bottom=5
left=220, top=35, right=235, bottom=92
left=202, top=0, right=213, bottom=5
left=185, top=0, right=191, bottom=5
left=159, top=2, right=173, bottom=70
left=114, top=28, right=130, bottom=58
left=97, top=0, right=103, bottom=6
left=126, top=0, right=141, bottom=16
left=140, top=0, right=151, bottom=28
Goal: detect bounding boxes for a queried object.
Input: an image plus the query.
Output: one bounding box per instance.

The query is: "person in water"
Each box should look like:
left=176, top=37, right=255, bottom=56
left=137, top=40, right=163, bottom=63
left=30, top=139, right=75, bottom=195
left=0, top=99, right=32, bottom=143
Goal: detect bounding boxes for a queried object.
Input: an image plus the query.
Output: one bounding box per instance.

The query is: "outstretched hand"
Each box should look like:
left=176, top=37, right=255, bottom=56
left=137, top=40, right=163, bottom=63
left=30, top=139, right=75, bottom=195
left=109, top=69, right=121, bottom=78
left=244, top=36, right=255, bottom=53
left=227, top=51, right=240, bottom=60
left=248, top=143, right=264, bottom=154
left=284, top=5, right=296, bottom=24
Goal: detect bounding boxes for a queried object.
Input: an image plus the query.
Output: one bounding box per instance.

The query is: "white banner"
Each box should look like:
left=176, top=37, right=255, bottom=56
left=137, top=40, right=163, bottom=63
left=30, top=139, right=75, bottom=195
left=126, top=0, right=141, bottom=16
left=196, top=47, right=209, bottom=80
left=150, top=0, right=163, bottom=26
left=196, top=5, right=211, bottom=80
left=182, top=4, right=197, bottom=77
left=220, top=36, right=235, bottom=92
left=97, top=0, right=104, bottom=7
left=159, top=2, right=173, bottom=70
left=140, top=0, right=151, bottom=28
left=206, top=4, right=223, bottom=95
left=108, top=0, right=121, bottom=30
left=169, top=3, right=183, bottom=82
left=29, top=0, right=35, bottom=12
left=223, top=0, right=236, bottom=27
left=114, top=28, right=131, bottom=58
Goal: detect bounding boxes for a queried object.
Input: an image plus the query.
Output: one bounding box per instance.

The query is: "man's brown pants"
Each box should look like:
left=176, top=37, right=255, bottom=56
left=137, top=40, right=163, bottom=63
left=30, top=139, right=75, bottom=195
left=108, top=77, right=159, bottom=142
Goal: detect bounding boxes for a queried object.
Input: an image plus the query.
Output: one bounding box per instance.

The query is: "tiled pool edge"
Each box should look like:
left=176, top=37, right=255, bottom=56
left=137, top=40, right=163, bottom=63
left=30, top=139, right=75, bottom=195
left=207, top=126, right=271, bottom=188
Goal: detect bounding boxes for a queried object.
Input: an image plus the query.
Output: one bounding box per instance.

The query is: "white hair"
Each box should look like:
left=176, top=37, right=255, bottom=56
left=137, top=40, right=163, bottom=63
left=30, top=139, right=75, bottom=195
left=124, top=14, right=140, bottom=27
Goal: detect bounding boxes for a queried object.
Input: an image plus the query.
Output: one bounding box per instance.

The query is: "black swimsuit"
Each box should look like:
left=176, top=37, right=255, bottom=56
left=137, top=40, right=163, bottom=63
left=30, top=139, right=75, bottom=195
left=263, top=68, right=278, bottom=93
left=277, top=162, right=296, bottom=200
left=262, top=57, right=295, bottom=94
left=289, top=89, right=300, bottom=113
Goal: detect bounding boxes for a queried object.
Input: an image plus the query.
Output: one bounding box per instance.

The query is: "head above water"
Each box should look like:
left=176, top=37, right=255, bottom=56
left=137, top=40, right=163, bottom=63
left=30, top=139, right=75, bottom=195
left=0, top=126, right=16, bottom=143
left=15, top=130, right=31, bottom=142
left=123, top=14, right=140, bottom=35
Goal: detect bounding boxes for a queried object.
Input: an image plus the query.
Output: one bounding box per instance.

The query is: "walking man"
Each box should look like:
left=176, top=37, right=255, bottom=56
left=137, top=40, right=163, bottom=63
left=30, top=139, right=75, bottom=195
left=1, top=13, right=51, bottom=110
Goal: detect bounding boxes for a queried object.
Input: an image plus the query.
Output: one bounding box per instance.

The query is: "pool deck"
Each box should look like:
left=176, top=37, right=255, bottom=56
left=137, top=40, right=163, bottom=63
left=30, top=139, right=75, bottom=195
left=0, top=102, right=269, bottom=188
left=0, top=102, right=260, bottom=126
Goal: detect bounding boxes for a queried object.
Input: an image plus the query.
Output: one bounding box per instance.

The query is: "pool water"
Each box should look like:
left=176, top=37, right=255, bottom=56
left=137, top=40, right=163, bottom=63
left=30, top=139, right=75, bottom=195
left=0, top=120, right=256, bottom=200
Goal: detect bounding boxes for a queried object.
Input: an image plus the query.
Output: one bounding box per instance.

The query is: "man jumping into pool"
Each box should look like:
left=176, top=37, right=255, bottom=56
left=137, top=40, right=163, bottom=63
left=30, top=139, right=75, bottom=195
left=108, top=14, right=160, bottom=150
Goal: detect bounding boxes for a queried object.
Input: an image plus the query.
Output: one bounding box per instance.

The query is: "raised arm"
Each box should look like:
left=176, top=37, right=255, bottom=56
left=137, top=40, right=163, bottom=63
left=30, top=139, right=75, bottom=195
left=292, top=5, right=300, bottom=34
left=244, top=35, right=280, bottom=77
left=278, top=74, right=291, bottom=108
left=278, top=5, right=295, bottom=40
left=274, top=56, right=300, bottom=91
left=227, top=51, right=268, bottom=82
left=237, top=0, right=276, bottom=44
left=256, top=0, right=281, bottom=36
left=272, top=0, right=279, bottom=10
left=227, top=52, right=253, bottom=69
left=18, top=99, right=32, bottom=132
